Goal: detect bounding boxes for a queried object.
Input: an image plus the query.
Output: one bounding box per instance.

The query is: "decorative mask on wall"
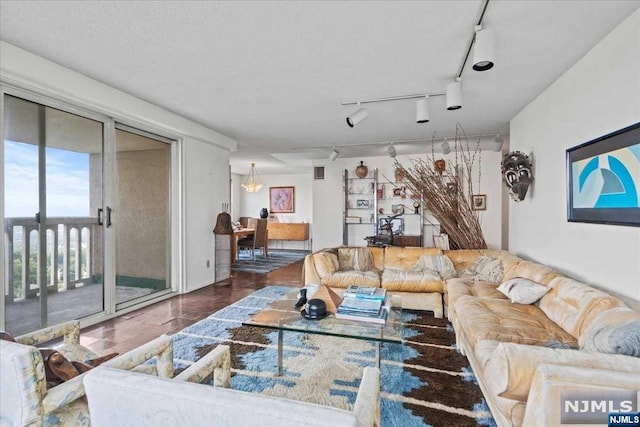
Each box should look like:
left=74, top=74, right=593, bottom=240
left=501, top=151, right=533, bottom=202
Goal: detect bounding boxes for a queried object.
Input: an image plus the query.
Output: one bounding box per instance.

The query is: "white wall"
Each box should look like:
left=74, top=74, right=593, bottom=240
left=312, top=150, right=505, bottom=251
left=509, top=10, right=640, bottom=301
left=184, top=142, right=230, bottom=291
left=0, top=41, right=236, bottom=295
left=238, top=173, right=313, bottom=250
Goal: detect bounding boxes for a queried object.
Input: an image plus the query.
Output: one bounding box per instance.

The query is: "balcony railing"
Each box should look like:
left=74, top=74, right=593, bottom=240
left=4, top=217, right=99, bottom=302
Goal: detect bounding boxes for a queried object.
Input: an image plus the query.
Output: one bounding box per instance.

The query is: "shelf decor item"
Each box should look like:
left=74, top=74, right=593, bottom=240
left=259, top=208, right=269, bottom=219
left=355, top=161, right=369, bottom=178
left=356, top=199, right=370, bottom=208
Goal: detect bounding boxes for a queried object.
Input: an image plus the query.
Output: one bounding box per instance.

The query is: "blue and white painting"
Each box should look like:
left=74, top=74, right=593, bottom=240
left=572, top=143, right=640, bottom=209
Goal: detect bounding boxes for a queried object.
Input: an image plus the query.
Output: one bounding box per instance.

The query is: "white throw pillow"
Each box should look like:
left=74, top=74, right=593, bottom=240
left=498, top=277, right=550, bottom=304
left=413, top=255, right=457, bottom=279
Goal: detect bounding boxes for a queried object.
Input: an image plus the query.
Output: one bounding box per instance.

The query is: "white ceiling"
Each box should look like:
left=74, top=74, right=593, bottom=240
left=1, top=1, right=638, bottom=175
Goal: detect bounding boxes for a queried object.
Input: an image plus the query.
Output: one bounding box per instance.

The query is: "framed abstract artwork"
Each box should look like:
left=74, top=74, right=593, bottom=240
left=269, top=186, right=295, bottom=213
left=566, top=122, right=640, bottom=227
left=472, top=194, right=487, bottom=210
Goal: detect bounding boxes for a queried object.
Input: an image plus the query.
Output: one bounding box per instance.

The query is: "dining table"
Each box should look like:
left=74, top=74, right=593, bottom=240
left=231, top=228, right=254, bottom=263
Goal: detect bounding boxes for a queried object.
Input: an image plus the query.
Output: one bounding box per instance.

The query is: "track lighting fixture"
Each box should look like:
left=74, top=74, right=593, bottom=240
left=386, top=144, right=397, bottom=158
left=241, top=163, right=263, bottom=192
left=446, top=80, right=462, bottom=110
left=441, top=139, right=451, bottom=155
left=346, top=102, right=368, bottom=128
left=329, top=148, right=339, bottom=161
left=489, top=135, right=504, bottom=152
left=473, top=25, right=495, bottom=71
left=416, top=96, right=430, bottom=124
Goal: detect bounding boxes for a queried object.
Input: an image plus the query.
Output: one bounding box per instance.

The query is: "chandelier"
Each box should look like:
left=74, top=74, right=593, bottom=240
left=241, top=163, right=263, bottom=192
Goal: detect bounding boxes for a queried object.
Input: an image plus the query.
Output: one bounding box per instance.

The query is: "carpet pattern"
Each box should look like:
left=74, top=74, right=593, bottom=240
left=172, top=286, right=495, bottom=427
left=232, top=250, right=309, bottom=273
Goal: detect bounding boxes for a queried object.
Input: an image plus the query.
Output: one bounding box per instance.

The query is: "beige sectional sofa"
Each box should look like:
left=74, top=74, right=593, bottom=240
left=302, top=246, right=640, bottom=427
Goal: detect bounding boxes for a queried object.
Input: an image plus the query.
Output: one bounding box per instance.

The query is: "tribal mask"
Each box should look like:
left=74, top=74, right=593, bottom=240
left=501, top=151, right=533, bottom=202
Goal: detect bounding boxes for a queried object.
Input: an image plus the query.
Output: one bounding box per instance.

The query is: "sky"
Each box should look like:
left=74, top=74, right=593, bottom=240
left=4, top=140, right=91, bottom=218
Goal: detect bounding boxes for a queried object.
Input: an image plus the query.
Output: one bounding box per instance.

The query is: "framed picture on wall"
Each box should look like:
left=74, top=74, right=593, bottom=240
left=472, top=194, right=487, bottom=210
left=567, top=122, right=640, bottom=227
left=270, top=186, right=295, bottom=213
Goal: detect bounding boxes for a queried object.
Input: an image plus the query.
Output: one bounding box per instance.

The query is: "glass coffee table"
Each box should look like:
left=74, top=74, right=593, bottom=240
left=243, top=291, right=403, bottom=376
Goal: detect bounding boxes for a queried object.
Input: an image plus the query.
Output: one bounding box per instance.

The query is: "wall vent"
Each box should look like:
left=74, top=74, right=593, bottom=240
left=314, top=166, right=325, bottom=180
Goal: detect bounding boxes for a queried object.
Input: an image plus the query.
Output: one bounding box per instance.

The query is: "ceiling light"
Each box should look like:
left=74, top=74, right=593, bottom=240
left=446, top=80, right=462, bottom=110
left=241, top=163, right=263, bottom=192
left=416, top=96, right=430, bottom=123
left=386, top=144, right=397, bottom=158
left=473, top=25, right=495, bottom=71
left=346, top=102, right=368, bottom=127
left=329, top=148, right=339, bottom=161
left=441, top=139, right=451, bottom=155
left=489, top=134, right=504, bottom=152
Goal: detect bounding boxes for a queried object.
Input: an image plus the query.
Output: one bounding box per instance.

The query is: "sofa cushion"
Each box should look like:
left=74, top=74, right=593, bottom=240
left=460, top=256, right=504, bottom=284
left=381, top=268, right=443, bottom=292
left=321, top=270, right=380, bottom=288
left=446, top=278, right=507, bottom=320
left=497, top=278, right=550, bottom=305
left=444, top=249, right=521, bottom=274
left=503, top=260, right=559, bottom=285
left=537, top=276, right=624, bottom=338
left=413, top=254, right=457, bottom=279
left=487, top=342, right=640, bottom=402
left=454, top=297, right=577, bottom=349
left=312, top=252, right=339, bottom=278
left=338, top=247, right=374, bottom=272
left=383, top=246, right=441, bottom=270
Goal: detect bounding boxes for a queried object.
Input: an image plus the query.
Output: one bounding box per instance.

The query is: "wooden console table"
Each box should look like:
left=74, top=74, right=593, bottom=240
left=267, top=222, right=310, bottom=250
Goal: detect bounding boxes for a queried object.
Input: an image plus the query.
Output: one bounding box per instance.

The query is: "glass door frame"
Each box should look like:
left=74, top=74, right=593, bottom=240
left=1, top=84, right=182, bottom=332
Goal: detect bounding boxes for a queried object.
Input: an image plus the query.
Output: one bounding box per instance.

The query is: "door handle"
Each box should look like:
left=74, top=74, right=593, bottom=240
left=106, top=206, right=112, bottom=228
left=98, top=208, right=103, bottom=225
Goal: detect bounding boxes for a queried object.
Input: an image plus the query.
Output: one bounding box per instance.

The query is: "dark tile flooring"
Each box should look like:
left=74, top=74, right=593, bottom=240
left=80, top=261, right=302, bottom=355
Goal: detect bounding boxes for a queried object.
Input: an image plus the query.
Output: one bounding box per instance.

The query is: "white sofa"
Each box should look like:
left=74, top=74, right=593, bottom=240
left=84, top=366, right=381, bottom=427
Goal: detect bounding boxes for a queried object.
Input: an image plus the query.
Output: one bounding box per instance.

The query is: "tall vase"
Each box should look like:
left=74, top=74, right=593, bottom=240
left=260, top=208, right=269, bottom=219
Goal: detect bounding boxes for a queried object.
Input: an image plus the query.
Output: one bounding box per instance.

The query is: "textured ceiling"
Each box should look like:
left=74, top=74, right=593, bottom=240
left=1, top=1, right=638, bottom=174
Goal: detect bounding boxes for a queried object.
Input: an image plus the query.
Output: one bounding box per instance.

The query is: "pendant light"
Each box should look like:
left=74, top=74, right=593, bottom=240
left=241, top=163, right=263, bottom=192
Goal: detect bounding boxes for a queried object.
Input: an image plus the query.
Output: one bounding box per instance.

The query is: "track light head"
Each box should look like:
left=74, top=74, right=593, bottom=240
left=441, top=140, right=451, bottom=155
left=446, top=80, right=462, bottom=110
left=489, top=135, right=504, bottom=152
left=346, top=103, right=368, bottom=127
left=386, top=144, right=397, bottom=158
left=416, top=96, right=430, bottom=124
left=473, top=26, right=495, bottom=71
left=329, top=148, right=339, bottom=161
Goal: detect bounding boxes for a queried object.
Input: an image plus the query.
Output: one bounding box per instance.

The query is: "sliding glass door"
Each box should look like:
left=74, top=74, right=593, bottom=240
left=3, top=94, right=105, bottom=335
left=2, top=91, right=176, bottom=335
left=114, top=127, right=172, bottom=307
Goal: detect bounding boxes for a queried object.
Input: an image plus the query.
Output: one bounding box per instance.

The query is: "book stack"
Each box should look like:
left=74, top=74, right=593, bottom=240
left=335, top=286, right=388, bottom=324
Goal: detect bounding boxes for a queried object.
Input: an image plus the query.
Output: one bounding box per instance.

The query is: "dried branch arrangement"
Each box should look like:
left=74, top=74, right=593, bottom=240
left=394, top=124, right=487, bottom=249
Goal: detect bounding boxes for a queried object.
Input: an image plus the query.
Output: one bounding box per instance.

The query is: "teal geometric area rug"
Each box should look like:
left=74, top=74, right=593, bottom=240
left=172, top=286, right=495, bottom=427
left=232, top=250, right=309, bottom=273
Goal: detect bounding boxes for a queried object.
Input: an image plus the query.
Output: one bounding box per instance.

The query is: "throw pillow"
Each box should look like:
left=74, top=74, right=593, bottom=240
left=497, top=277, right=550, bottom=304
left=413, top=255, right=457, bottom=279
left=338, top=247, right=373, bottom=272
left=461, top=256, right=504, bottom=284
left=581, top=319, right=640, bottom=358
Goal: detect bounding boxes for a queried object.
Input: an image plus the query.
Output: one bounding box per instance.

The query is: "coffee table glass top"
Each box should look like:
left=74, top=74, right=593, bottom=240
left=243, top=291, right=403, bottom=343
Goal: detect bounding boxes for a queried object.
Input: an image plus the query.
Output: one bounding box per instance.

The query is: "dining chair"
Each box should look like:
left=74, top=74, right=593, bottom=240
left=237, top=218, right=268, bottom=260
left=238, top=216, right=251, bottom=228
